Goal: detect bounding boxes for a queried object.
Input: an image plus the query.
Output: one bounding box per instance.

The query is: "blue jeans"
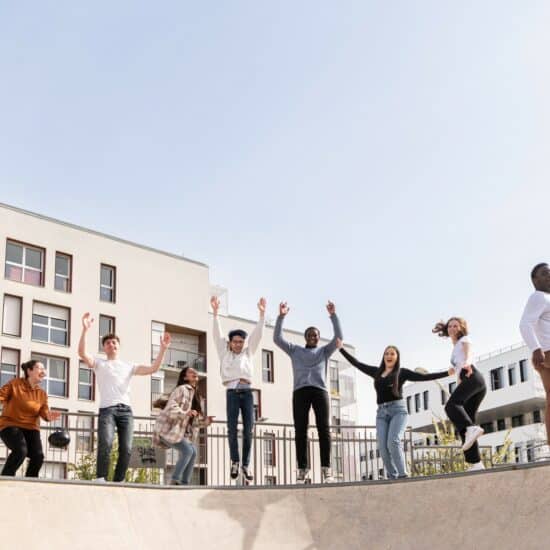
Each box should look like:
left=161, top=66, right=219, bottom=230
left=170, top=438, right=197, bottom=484
left=226, top=388, right=254, bottom=466
left=376, top=400, right=408, bottom=479
left=97, top=404, right=134, bottom=481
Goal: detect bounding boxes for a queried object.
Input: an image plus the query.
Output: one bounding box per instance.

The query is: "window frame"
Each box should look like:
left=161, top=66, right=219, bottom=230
left=0, top=347, right=20, bottom=387
left=31, top=353, right=70, bottom=398
left=4, top=239, right=46, bottom=287
left=78, top=361, right=95, bottom=401
left=2, top=294, right=22, bottom=337
left=99, top=264, right=116, bottom=303
left=31, top=301, right=70, bottom=347
left=261, top=349, right=274, bottom=383
left=54, top=252, right=73, bottom=293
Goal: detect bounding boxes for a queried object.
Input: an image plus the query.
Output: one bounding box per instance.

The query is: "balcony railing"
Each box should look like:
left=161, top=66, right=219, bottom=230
left=0, top=412, right=500, bottom=486
left=151, top=345, right=206, bottom=373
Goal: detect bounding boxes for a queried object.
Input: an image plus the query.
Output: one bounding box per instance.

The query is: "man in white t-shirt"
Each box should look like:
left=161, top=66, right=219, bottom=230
left=78, top=312, right=171, bottom=481
left=520, top=262, right=550, bottom=443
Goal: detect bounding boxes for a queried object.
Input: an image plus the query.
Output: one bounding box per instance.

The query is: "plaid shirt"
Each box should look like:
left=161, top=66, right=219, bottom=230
left=153, top=384, right=196, bottom=447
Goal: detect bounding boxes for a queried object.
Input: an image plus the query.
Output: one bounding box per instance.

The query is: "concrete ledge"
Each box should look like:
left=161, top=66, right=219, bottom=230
left=2, top=462, right=550, bottom=549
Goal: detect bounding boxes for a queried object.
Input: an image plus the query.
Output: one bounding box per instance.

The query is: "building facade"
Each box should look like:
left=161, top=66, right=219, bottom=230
left=403, top=343, right=548, bottom=464
left=0, top=202, right=357, bottom=483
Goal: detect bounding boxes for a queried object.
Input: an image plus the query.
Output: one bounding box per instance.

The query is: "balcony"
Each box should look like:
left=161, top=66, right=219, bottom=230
left=151, top=344, right=206, bottom=373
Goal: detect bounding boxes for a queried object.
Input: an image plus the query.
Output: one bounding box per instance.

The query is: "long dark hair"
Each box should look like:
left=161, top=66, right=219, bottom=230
left=374, top=346, right=401, bottom=398
left=153, top=365, right=203, bottom=420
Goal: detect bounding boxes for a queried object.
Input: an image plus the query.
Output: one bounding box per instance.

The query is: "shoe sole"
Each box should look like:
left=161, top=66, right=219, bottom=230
left=462, top=429, right=484, bottom=451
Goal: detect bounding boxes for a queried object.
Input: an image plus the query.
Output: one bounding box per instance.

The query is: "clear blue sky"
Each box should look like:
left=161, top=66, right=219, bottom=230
left=2, top=1, right=550, bottom=422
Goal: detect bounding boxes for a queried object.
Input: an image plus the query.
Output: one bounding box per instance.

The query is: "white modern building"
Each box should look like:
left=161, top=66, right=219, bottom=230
left=403, top=343, right=548, bottom=464
left=0, top=202, right=358, bottom=484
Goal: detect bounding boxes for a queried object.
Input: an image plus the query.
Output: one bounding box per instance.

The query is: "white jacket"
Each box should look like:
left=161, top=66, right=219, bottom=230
left=213, top=315, right=264, bottom=386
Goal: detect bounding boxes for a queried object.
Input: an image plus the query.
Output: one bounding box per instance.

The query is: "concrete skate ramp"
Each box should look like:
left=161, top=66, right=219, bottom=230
left=1, top=463, right=549, bottom=550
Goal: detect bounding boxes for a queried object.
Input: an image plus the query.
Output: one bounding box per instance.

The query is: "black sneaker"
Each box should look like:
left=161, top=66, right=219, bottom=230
left=230, top=462, right=239, bottom=480
left=242, top=466, right=253, bottom=482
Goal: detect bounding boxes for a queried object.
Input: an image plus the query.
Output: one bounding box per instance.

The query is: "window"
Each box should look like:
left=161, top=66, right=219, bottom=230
left=2, top=295, right=22, bottom=336
left=252, top=389, right=261, bottom=421
left=441, top=389, right=446, bottom=405
left=151, top=377, right=163, bottom=408
left=100, top=264, right=116, bottom=302
left=533, top=410, right=542, bottom=423
left=32, top=302, right=70, bottom=346
left=78, top=362, right=94, bottom=400
left=497, top=418, right=506, bottom=431
left=406, top=396, right=411, bottom=414
left=331, top=398, right=341, bottom=426
left=31, top=354, right=68, bottom=397
left=265, top=476, right=277, bottom=485
left=514, top=446, right=521, bottom=463
left=98, top=315, right=115, bottom=351
left=449, top=382, right=457, bottom=394
left=329, top=360, right=339, bottom=395
left=262, top=349, right=274, bottom=383
left=423, top=390, right=429, bottom=411
left=526, top=444, right=534, bottom=463
left=264, top=433, right=276, bottom=467
left=4, top=240, right=44, bottom=286
left=512, top=414, right=524, bottom=428
left=414, top=393, right=421, bottom=413
left=508, top=365, right=517, bottom=386
left=76, top=413, right=94, bottom=452
left=519, top=359, right=528, bottom=383
left=54, top=253, right=72, bottom=292
left=480, top=422, right=494, bottom=434
left=1, top=348, right=19, bottom=386
left=490, top=367, right=504, bottom=391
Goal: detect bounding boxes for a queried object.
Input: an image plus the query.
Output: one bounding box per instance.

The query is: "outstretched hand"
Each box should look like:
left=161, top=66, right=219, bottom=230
left=462, top=364, right=473, bottom=378
left=258, top=297, right=267, bottom=315
left=210, top=296, right=220, bottom=314
left=82, top=312, right=94, bottom=331
left=160, top=332, right=171, bottom=350
left=279, top=302, right=290, bottom=316
left=49, top=411, right=62, bottom=422
left=326, top=301, right=336, bottom=316
left=335, top=338, right=344, bottom=349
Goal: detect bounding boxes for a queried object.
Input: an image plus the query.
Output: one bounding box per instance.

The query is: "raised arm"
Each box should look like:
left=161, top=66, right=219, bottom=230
left=337, top=342, right=378, bottom=378
left=273, top=302, right=294, bottom=355
left=520, top=292, right=547, bottom=368
left=402, top=368, right=450, bottom=382
left=247, top=297, right=266, bottom=355
left=78, top=313, right=95, bottom=369
left=322, top=301, right=343, bottom=357
left=135, top=333, right=171, bottom=376
left=211, top=296, right=228, bottom=357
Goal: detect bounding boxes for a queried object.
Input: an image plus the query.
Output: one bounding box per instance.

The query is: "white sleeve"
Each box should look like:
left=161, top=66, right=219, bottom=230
left=520, top=292, right=546, bottom=352
left=246, top=317, right=265, bottom=356
left=213, top=316, right=228, bottom=358
left=460, top=336, right=471, bottom=344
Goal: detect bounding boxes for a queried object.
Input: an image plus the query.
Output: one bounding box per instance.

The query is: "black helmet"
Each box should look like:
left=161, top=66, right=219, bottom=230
left=48, top=430, right=71, bottom=449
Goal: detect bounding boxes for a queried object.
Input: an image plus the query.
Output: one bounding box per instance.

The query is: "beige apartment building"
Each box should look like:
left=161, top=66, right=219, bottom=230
left=0, top=202, right=358, bottom=484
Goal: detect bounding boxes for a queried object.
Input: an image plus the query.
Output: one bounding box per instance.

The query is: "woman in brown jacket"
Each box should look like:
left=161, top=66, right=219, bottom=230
left=153, top=366, right=213, bottom=485
left=0, top=359, right=61, bottom=477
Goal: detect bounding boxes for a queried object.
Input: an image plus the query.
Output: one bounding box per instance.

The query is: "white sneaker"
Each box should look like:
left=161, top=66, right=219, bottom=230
left=94, top=477, right=107, bottom=483
left=296, top=468, right=310, bottom=484
left=462, top=426, right=484, bottom=451
left=468, top=462, right=485, bottom=472
left=321, top=467, right=335, bottom=484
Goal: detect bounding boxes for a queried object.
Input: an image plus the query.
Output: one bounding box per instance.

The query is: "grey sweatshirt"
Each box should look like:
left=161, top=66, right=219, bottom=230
left=273, top=314, right=343, bottom=392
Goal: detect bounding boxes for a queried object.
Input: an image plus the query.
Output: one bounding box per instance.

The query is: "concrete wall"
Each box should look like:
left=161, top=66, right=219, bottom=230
left=1, top=463, right=550, bottom=550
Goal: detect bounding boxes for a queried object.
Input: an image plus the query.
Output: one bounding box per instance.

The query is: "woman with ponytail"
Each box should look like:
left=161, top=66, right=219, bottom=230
left=337, top=340, right=449, bottom=479
left=0, top=360, right=61, bottom=477
left=153, top=366, right=213, bottom=485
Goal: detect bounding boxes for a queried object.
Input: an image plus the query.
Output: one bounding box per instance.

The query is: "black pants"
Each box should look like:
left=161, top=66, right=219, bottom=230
left=0, top=426, right=44, bottom=477
left=293, top=386, right=331, bottom=469
left=444, top=367, right=487, bottom=464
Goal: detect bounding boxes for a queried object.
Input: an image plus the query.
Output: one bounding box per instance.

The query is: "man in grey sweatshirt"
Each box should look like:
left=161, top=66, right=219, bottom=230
left=273, top=300, right=343, bottom=483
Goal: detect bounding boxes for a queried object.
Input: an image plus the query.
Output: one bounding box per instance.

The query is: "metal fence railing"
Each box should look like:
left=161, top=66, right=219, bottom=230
left=0, top=413, right=495, bottom=485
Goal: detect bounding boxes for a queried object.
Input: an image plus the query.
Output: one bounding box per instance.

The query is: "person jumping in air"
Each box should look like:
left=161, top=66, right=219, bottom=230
left=274, top=300, right=342, bottom=484
left=433, top=317, right=486, bottom=471
left=211, top=296, right=266, bottom=483
left=519, top=262, right=550, bottom=443
left=337, top=340, right=449, bottom=479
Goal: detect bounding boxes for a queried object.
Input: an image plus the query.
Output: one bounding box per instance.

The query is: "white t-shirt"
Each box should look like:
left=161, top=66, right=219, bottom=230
left=519, top=290, right=550, bottom=352
left=450, top=336, right=472, bottom=377
left=93, top=358, right=137, bottom=408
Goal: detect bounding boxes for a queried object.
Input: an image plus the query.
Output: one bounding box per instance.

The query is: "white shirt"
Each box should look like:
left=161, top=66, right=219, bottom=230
left=519, top=290, right=550, bottom=352
left=450, top=335, right=471, bottom=378
left=93, top=358, right=137, bottom=408
left=213, top=315, right=264, bottom=388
